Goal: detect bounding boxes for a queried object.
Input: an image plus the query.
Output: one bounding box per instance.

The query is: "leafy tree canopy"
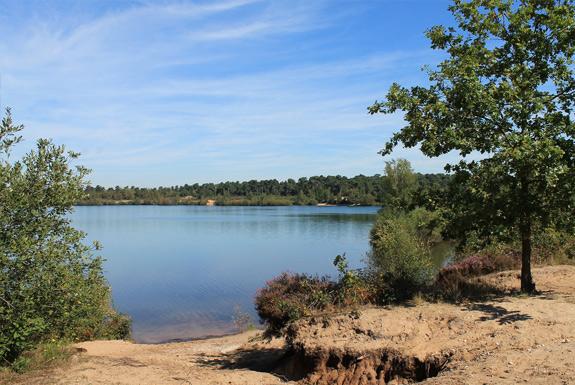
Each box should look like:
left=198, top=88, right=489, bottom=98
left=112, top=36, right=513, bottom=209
left=369, top=0, right=575, bottom=292
left=382, top=159, right=419, bottom=209
left=0, top=109, right=129, bottom=364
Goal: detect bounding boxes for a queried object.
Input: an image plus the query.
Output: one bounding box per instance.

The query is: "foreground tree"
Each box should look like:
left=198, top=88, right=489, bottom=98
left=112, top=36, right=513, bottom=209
left=370, top=0, right=575, bottom=292
left=0, top=109, right=129, bottom=364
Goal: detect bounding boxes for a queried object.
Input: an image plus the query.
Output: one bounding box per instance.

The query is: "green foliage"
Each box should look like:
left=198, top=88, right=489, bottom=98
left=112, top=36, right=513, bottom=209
left=382, top=159, right=419, bottom=210
left=532, top=227, right=575, bottom=265
left=100, top=313, right=132, bottom=341
left=9, top=340, right=73, bottom=374
left=333, top=254, right=369, bottom=306
left=367, top=208, right=435, bottom=301
left=370, top=0, right=575, bottom=292
left=79, top=173, right=450, bottom=207
left=0, top=109, right=130, bottom=365
left=459, top=225, right=575, bottom=266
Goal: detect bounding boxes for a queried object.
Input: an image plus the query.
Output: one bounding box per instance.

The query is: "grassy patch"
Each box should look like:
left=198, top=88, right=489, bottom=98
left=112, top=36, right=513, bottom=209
left=0, top=340, right=77, bottom=384
left=11, top=340, right=74, bottom=373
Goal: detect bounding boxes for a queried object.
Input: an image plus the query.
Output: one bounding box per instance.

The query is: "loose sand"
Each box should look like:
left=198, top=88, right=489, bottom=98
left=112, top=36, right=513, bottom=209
left=8, top=265, right=575, bottom=385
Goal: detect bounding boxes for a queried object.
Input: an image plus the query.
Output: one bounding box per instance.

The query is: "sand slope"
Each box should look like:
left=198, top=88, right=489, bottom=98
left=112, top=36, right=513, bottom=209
left=288, top=265, right=575, bottom=384
left=15, top=331, right=292, bottom=385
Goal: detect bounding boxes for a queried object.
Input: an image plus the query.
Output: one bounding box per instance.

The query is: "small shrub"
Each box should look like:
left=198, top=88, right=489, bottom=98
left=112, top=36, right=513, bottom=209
left=454, top=226, right=575, bottom=267
left=255, top=272, right=336, bottom=336
left=440, top=252, right=518, bottom=279
left=10, top=340, right=73, bottom=374
left=232, top=306, right=255, bottom=332
left=434, top=251, right=518, bottom=301
left=410, top=292, right=427, bottom=306
left=532, top=227, right=575, bottom=265
left=448, top=244, right=521, bottom=277
left=433, top=270, right=506, bottom=302
left=367, top=208, right=435, bottom=302
left=333, top=254, right=373, bottom=306
left=101, top=313, right=132, bottom=340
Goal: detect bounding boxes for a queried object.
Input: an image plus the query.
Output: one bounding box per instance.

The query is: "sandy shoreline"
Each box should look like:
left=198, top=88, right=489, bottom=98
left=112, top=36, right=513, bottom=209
left=8, top=265, right=575, bottom=385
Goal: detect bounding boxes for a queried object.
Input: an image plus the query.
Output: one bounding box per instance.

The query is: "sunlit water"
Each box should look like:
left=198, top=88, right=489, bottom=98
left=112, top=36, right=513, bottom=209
left=70, top=205, right=385, bottom=342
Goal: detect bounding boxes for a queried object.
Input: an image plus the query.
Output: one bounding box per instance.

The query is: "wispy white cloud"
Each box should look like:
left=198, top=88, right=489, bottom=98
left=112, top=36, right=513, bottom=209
left=0, top=0, right=446, bottom=186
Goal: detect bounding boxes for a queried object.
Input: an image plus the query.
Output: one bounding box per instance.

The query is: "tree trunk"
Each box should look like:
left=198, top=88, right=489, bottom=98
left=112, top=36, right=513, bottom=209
left=519, top=170, right=536, bottom=293
left=520, top=215, right=536, bottom=293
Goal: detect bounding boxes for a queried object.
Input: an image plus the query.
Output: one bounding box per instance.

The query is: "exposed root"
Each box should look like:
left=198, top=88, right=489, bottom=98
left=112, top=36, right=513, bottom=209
left=275, top=345, right=451, bottom=385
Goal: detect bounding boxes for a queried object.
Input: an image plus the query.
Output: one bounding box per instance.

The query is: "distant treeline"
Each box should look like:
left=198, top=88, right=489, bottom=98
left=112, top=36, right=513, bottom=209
left=80, top=174, right=450, bottom=206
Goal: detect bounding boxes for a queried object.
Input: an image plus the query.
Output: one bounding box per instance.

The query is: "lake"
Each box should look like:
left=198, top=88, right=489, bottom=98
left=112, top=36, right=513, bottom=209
left=70, top=205, right=381, bottom=342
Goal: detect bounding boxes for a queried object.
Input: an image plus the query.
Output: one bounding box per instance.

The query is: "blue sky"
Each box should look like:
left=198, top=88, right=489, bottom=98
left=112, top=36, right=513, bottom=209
left=0, top=0, right=456, bottom=187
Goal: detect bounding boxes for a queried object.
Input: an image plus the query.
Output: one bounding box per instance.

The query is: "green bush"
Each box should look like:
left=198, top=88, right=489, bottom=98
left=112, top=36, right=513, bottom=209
left=456, top=225, right=575, bottom=267
left=0, top=109, right=130, bottom=365
left=9, top=340, right=73, bottom=374
left=532, top=227, right=575, bottom=265
left=366, top=208, right=435, bottom=302
left=333, top=254, right=373, bottom=306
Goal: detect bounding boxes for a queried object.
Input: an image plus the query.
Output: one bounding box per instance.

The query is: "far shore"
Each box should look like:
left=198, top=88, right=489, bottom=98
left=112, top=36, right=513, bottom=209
left=75, top=201, right=381, bottom=207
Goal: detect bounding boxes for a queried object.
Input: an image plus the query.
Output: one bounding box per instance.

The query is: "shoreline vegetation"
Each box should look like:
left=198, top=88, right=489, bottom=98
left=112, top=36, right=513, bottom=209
left=78, top=173, right=450, bottom=207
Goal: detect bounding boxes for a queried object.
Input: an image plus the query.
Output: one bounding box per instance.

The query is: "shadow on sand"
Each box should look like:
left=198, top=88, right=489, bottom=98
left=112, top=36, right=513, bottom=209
left=463, top=302, right=532, bottom=324
left=195, top=345, right=302, bottom=381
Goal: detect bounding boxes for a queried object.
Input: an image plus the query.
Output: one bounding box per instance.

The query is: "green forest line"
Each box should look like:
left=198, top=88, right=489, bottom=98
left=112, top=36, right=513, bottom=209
left=79, top=173, right=450, bottom=206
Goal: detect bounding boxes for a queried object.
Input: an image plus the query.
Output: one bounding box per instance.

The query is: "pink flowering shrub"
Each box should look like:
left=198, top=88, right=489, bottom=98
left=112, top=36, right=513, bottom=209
left=255, top=272, right=337, bottom=335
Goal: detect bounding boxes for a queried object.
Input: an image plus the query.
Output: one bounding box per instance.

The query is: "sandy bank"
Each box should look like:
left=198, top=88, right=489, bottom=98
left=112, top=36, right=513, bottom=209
left=11, top=265, right=575, bottom=385
left=287, top=265, right=575, bottom=384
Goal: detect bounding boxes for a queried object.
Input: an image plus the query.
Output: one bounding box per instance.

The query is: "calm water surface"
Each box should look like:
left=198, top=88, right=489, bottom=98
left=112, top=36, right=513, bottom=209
left=70, top=205, right=380, bottom=342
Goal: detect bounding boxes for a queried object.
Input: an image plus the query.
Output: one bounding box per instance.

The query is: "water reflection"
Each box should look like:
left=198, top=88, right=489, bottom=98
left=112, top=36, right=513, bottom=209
left=70, top=206, right=379, bottom=342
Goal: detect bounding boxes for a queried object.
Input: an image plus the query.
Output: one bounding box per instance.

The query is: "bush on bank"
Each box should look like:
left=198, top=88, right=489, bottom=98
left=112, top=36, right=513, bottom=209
left=0, top=110, right=130, bottom=366
left=255, top=272, right=337, bottom=336
left=365, top=208, right=437, bottom=302
left=255, top=254, right=374, bottom=336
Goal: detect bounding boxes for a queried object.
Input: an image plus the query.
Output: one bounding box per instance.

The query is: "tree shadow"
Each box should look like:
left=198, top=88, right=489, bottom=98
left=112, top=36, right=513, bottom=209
left=463, top=303, right=532, bottom=324
left=432, top=271, right=513, bottom=303
left=195, top=346, right=301, bottom=381
left=534, top=290, right=560, bottom=300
